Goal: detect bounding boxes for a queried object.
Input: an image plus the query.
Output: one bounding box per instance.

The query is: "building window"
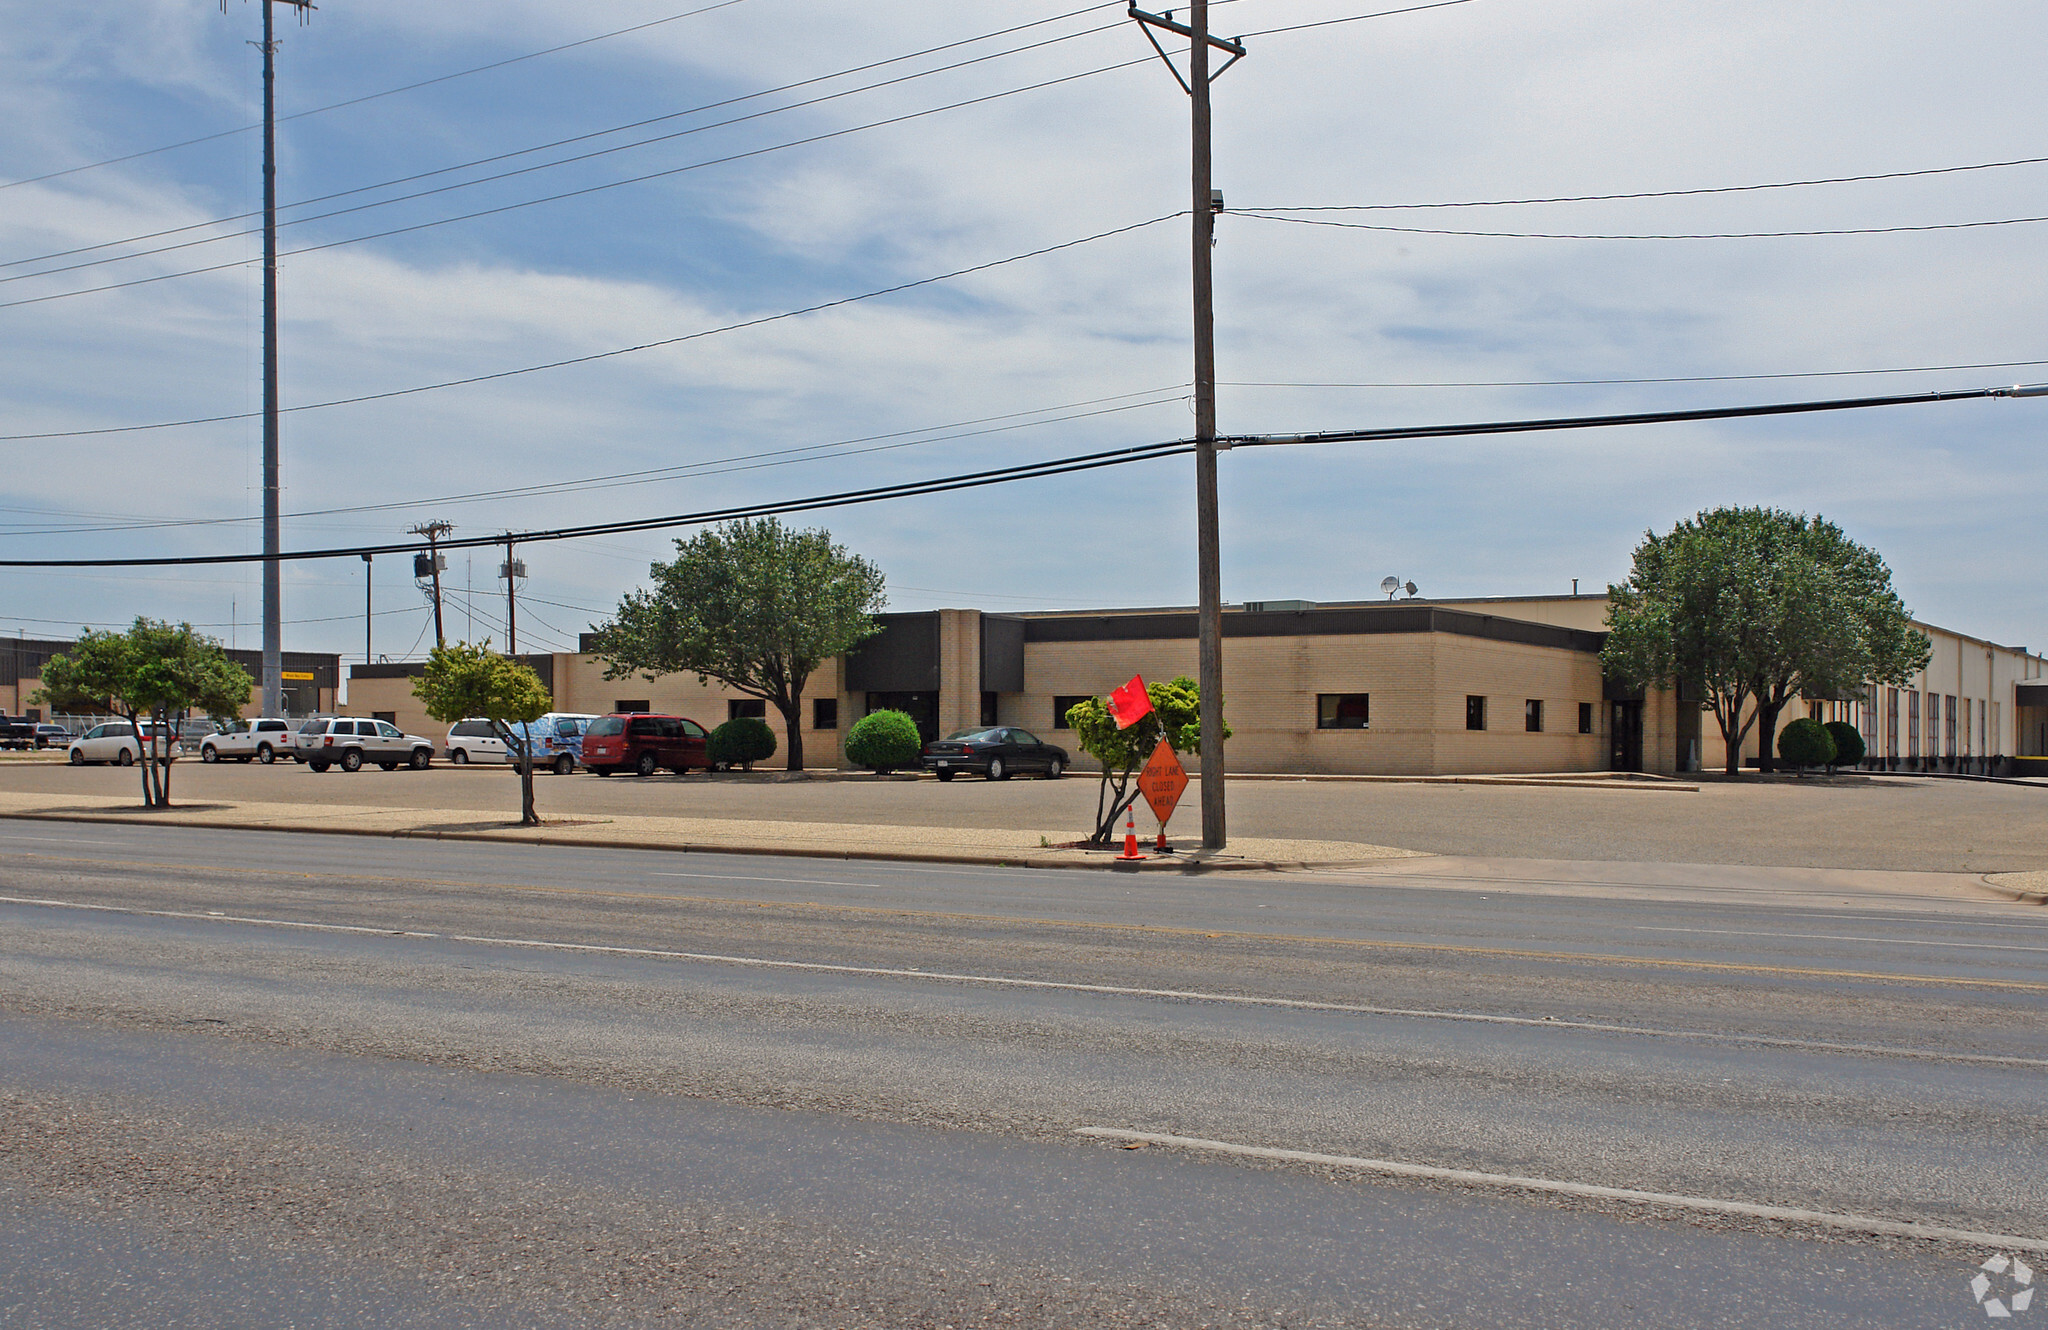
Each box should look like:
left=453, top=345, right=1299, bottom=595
left=1317, top=694, right=1369, bottom=729
left=614, top=699, right=650, bottom=714
left=981, top=691, right=999, bottom=727
left=812, top=697, right=838, bottom=730
left=1907, top=690, right=1920, bottom=758
left=1578, top=702, right=1594, bottom=734
left=727, top=698, right=766, bottom=721
left=1979, top=699, right=1988, bottom=755
left=1466, top=696, right=1487, bottom=731
left=1051, top=695, right=1089, bottom=730
left=371, top=711, right=396, bottom=725
left=1945, top=695, right=1957, bottom=757
left=1993, top=701, right=2002, bottom=754
left=1887, top=688, right=1900, bottom=758
left=1524, top=700, right=1543, bottom=733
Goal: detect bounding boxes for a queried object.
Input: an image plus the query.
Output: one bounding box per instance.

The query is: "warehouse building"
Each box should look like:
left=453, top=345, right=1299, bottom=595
left=3, top=636, right=341, bottom=722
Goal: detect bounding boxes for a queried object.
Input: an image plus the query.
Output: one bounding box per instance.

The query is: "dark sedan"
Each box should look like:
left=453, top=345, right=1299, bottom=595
left=920, top=727, right=1067, bottom=781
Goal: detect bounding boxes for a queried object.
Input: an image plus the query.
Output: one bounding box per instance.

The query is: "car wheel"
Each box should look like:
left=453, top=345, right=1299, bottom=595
left=118, top=749, right=135, bottom=767
left=308, top=760, right=330, bottom=773
left=636, top=751, right=658, bottom=778
left=68, top=748, right=84, bottom=765
left=1044, top=757, right=1064, bottom=779
left=201, top=745, right=219, bottom=764
left=554, top=754, right=574, bottom=776
left=986, top=756, right=1006, bottom=780
left=410, top=749, right=432, bottom=770
left=935, top=770, right=955, bottom=782
left=257, top=744, right=275, bottom=765
left=340, top=748, right=364, bottom=773
left=450, top=748, right=469, bottom=765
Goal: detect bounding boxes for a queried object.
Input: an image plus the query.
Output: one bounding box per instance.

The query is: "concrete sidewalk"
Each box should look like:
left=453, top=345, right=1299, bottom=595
left=0, top=790, right=1423, bottom=873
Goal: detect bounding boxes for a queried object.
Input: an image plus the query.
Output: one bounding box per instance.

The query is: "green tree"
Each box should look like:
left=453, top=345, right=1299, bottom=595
left=32, top=619, right=253, bottom=808
left=413, top=640, right=553, bottom=825
left=588, top=518, right=885, bottom=772
left=1065, top=676, right=1224, bottom=846
left=844, top=709, right=921, bottom=773
left=708, top=716, right=777, bottom=771
left=1603, top=508, right=1929, bottom=775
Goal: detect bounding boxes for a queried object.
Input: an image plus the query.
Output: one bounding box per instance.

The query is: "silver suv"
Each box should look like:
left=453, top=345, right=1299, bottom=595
left=293, top=717, right=435, bottom=773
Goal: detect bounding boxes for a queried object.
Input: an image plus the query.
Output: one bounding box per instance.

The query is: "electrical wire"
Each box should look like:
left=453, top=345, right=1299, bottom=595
left=0, top=388, right=1190, bottom=535
left=0, top=56, right=1154, bottom=311
left=1, top=11, right=1136, bottom=282
left=0, top=212, right=1184, bottom=443
left=0, top=383, right=2026, bottom=570
left=1240, top=0, right=1477, bottom=39
left=0, top=0, right=757, bottom=192
left=1233, top=209, right=2048, bottom=241
left=1220, top=358, right=2048, bottom=389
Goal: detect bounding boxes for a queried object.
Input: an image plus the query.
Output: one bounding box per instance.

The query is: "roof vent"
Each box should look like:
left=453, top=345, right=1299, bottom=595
left=1242, top=599, right=1316, bottom=613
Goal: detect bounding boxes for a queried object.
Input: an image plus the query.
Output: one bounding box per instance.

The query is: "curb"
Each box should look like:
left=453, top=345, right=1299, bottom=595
left=0, top=807, right=1334, bottom=874
left=1979, top=874, right=2048, bottom=906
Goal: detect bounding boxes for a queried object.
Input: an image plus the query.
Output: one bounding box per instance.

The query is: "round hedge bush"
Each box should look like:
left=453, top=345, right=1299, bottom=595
left=708, top=716, right=777, bottom=770
left=1777, top=716, right=1836, bottom=772
left=1823, top=719, right=1864, bottom=769
left=845, top=709, right=922, bottom=773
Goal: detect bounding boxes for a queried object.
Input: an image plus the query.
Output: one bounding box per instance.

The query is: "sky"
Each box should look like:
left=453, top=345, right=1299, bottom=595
left=2, top=0, right=2046, bottom=667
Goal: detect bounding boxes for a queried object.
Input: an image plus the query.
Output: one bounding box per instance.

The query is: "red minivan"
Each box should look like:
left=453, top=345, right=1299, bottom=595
left=581, top=713, right=711, bottom=777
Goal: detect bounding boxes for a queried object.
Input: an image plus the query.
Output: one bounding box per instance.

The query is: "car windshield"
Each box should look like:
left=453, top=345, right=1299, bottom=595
left=942, top=729, right=997, bottom=742
left=587, top=717, right=624, bottom=738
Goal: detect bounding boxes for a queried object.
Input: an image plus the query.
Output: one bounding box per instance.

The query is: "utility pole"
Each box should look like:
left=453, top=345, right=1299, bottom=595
left=360, top=552, right=372, bottom=665
left=410, top=521, right=451, bottom=648
left=500, top=538, right=526, bottom=656
left=1129, top=2, right=1244, bottom=849
left=238, top=0, right=315, bottom=716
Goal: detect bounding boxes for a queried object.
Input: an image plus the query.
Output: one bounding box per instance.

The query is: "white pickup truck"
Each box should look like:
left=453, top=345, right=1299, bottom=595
left=196, top=718, right=299, bottom=764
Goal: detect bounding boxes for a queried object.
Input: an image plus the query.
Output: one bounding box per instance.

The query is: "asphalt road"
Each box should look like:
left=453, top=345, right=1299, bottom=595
left=9, top=756, right=2048, bottom=871
left=2, top=821, right=2044, bottom=1326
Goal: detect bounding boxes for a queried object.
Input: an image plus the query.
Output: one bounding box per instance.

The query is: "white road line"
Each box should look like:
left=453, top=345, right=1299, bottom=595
left=1074, top=1127, right=2048, bottom=1255
left=0, top=834, right=125, bottom=846
left=4, top=892, right=2045, bottom=1070
left=1633, top=925, right=2048, bottom=954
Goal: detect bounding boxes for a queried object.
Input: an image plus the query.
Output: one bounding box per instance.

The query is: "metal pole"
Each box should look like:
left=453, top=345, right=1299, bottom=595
left=1190, top=0, right=1227, bottom=849
left=259, top=0, right=283, bottom=717
left=504, top=537, right=517, bottom=656
left=361, top=552, right=372, bottom=665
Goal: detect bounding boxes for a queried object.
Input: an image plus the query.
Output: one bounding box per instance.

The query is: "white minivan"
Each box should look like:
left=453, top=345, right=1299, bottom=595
left=445, top=714, right=600, bottom=774
left=444, top=718, right=510, bottom=766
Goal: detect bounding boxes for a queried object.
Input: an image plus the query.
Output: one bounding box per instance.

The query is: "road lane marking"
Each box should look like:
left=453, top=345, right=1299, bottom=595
left=1073, top=1127, right=2048, bottom=1255
left=6, top=856, right=2048, bottom=991
left=1633, top=925, right=2048, bottom=954
left=0, top=833, right=126, bottom=847
left=4, top=892, right=2046, bottom=1068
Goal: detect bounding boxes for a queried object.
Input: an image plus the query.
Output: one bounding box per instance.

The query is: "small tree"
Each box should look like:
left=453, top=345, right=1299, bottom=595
left=413, top=641, right=552, bottom=825
left=708, top=716, right=777, bottom=771
left=1777, top=716, right=1835, bottom=775
left=34, top=619, right=253, bottom=808
left=845, top=709, right=920, bottom=774
left=1823, top=719, right=1865, bottom=772
left=589, top=518, right=885, bottom=771
left=1066, top=676, right=1225, bottom=846
left=1604, top=508, right=1929, bottom=775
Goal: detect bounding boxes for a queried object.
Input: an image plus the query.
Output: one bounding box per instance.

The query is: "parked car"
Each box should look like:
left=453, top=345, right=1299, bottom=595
left=444, top=718, right=512, bottom=766
left=920, top=727, right=1067, bottom=781
left=445, top=714, right=597, bottom=774
left=0, top=713, right=38, bottom=749
left=527, top=713, right=600, bottom=775
left=198, top=718, right=298, bottom=764
left=292, top=717, right=435, bottom=773
left=66, top=721, right=176, bottom=767
left=32, top=724, right=74, bottom=748
left=580, top=713, right=710, bottom=777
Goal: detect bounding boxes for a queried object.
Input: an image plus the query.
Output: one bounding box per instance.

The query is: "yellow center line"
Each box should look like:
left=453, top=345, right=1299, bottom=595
left=11, top=851, right=2048, bottom=993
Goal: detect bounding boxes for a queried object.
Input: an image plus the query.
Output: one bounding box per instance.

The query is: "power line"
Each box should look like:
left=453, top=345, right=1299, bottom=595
left=1, top=12, right=1135, bottom=282
left=0, top=213, right=1183, bottom=442
left=1241, top=154, right=2048, bottom=215
left=0, top=0, right=757, bottom=192
left=1240, top=0, right=1477, bottom=39
left=0, top=388, right=1189, bottom=535
left=0, top=56, right=1154, bottom=311
left=0, top=383, right=2030, bottom=571
left=1220, top=357, right=2048, bottom=389
left=1234, top=209, right=2048, bottom=241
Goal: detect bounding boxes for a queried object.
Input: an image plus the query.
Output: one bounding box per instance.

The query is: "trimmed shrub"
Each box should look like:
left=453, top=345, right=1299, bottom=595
left=708, top=716, right=777, bottom=770
left=1778, top=717, right=1836, bottom=773
left=1823, top=720, right=1865, bottom=770
left=845, top=709, right=921, bottom=773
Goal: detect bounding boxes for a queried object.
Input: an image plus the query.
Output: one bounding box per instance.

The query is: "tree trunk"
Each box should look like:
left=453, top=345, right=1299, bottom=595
left=125, top=714, right=155, bottom=807
left=776, top=694, right=804, bottom=772
left=492, top=721, right=540, bottom=826
left=1754, top=697, right=1787, bottom=774
left=1712, top=689, right=1752, bottom=776
left=1088, top=763, right=1142, bottom=846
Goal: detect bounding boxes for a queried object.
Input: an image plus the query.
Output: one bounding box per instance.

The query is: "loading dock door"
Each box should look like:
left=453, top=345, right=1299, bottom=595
left=1610, top=701, right=1643, bottom=772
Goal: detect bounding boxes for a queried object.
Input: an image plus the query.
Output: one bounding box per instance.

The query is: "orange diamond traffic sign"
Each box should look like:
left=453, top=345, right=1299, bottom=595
left=1136, top=740, right=1188, bottom=827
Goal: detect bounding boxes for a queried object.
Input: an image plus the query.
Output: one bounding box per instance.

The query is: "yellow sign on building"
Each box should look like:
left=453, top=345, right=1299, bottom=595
left=282, top=671, right=315, bottom=681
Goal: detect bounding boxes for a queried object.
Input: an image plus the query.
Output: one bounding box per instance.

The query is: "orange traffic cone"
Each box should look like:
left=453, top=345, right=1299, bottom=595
left=1117, top=805, right=1145, bottom=860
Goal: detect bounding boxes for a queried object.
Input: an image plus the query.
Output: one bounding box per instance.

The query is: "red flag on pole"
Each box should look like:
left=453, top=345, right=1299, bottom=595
left=1107, top=674, right=1154, bottom=729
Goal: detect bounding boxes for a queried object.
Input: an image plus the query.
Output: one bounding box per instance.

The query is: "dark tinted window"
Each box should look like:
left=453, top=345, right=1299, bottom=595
left=257, top=720, right=286, bottom=733
left=1052, top=696, right=1088, bottom=730
left=628, top=718, right=659, bottom=737
left=1010, top=730, right=1041, bottom=746
left=1317, top=694, right=1369, bottom=729
left=555, top=719, right=582, bottom=738
left=613, top=700, right=650, bottom=714
left=660, top=719, right=684, bottom=739
left=727, top=698, right=766, bottom=721
left=1466, top=696, right=1487, bottom=731
left=587, top=717, right=624, bottom=738
left=680, top=720, right=706, bottom=738
left=812, top=698, right=838, bottom=730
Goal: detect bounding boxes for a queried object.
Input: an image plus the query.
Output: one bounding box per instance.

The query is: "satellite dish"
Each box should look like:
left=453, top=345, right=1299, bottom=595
left=1404, top=581, right=1419, bottom=598
left=1380, top=576, right=1400, bottom=597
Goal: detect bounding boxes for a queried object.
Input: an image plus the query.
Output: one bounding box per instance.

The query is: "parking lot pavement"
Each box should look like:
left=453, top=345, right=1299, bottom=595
left=2, top=759, right=2046, bottom=874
